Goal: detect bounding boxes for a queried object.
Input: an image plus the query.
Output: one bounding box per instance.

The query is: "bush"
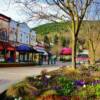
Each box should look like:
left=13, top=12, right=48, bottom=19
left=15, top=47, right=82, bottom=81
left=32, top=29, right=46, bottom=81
left=41, top=90, right=57, bottom=96
left=56, top=76, right=75, bottom=96
left=74, top=84, right=100, bottom=99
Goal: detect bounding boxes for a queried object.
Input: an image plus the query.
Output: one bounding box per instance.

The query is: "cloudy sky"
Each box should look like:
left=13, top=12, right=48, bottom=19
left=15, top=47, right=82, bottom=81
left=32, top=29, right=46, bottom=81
left=0, top=0, right=100, bottom=28
left=0, top=0, right=24, bottom=21
left=0, top=0, right=50, bottom=28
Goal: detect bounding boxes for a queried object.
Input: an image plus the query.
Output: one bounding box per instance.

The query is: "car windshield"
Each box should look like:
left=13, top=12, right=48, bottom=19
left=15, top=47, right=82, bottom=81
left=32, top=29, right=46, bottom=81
left=77, top=54, right=88, bottom=58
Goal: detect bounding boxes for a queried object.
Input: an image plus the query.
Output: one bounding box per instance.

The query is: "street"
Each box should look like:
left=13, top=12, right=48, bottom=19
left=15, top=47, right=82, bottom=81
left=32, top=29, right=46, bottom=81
left=0, top=61, right=72, bottom=93
left=0, top=65, right=60, bottom=93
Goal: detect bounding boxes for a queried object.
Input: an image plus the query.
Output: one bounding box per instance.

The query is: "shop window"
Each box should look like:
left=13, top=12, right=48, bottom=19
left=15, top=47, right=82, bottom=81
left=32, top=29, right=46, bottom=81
left=0, top=50, right=5, bottom=62
left=21, top=34, right=22, bottom=37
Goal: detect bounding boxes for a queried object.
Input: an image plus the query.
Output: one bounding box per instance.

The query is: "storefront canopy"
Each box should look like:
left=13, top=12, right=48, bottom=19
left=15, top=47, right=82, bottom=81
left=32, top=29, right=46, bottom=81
left=0, top=42, right=15, bottom=51
left=60, top=48, right=72, bottom=55
left=0, top=44, right=3, bottom=51
left=33, top=46, right=48, bottom=55
left=16, top=45, right=32, bottom=52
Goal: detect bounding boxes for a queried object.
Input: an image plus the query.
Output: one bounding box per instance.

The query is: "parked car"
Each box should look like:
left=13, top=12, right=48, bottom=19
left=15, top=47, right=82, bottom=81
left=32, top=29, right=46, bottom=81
left=76, top=54, right=90, bottom=64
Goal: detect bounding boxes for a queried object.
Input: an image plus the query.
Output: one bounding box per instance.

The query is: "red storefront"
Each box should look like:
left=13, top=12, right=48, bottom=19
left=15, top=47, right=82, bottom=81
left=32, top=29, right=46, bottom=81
left=0, top=42, right=16, bottom=63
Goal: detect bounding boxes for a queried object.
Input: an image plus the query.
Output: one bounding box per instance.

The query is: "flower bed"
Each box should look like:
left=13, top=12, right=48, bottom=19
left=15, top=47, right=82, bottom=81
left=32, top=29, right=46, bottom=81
left=1, top=67, right=100, bottom=100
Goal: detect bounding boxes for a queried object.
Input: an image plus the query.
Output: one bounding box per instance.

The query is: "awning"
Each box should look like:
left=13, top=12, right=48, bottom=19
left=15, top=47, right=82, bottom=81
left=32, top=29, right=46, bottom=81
left=7, top=47, right=15, bottom=51
left=60, top=48, right=72, bottom=55
left=0, top=42, right=15, bottom=51
left=16, top=44, right=34, bottom=52
left=33, top=46, right=48, bottom=55
left=0, top=45, right=3, bottom=51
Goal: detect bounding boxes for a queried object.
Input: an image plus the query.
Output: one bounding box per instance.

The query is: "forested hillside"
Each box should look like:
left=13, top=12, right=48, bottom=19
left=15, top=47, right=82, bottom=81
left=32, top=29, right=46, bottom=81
left=33, top=21, right=100, bottom=59
left=33, top=21, right=100, bottom=35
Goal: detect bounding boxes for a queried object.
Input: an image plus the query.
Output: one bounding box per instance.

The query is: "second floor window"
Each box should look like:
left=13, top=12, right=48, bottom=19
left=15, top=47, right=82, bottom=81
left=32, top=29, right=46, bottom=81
left=0, top=28, right=8, bottom=41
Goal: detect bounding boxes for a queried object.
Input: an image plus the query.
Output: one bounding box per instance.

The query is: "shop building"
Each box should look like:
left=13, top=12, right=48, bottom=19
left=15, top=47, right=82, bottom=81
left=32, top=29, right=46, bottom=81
left=17, top=22, right=30, bottom=45
left=29, top=30, right=37, bottom=46
left=0, top=14, right=16, bottom=63
left=0, top=13, right=47, bottom=65
left=0, top=14, right=11, bottom=42
left=9, top=19, right=18, bottom=42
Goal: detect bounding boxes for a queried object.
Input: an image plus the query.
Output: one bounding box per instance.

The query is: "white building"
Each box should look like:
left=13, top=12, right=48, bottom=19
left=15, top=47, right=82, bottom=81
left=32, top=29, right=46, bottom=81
left=9, top=20, right=18, bottom=42
left=30, top=30, right=37, bottom=46
left=18, top=22, right=30, bottom=45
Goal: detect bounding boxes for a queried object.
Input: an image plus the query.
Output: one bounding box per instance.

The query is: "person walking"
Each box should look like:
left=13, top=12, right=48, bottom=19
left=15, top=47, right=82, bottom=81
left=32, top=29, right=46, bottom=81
left=53, top=55, right=57, bottom=64
left=47, top=52, right=52, bottom=65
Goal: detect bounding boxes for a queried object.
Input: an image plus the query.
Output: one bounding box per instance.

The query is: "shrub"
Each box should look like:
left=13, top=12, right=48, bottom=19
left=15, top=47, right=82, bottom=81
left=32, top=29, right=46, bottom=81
left=95, top=84, right=100, bottom=96
left=41, top=90, right=57, bottom=96
left=56, top=76, right=75, bottom=96
left=6, top=81, right=38, bottom=97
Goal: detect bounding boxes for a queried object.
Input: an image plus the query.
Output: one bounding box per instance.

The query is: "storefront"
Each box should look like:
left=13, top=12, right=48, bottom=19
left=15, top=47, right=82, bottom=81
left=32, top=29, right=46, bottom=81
left=5, top=45, right=16, bottom=63
left=0, top=43, right=5, bottom=63
left=0, top=42, right=16, bottom=63
left=16, top=44, right=37, bottom=63
left=33, top=46, right=48, bottom=65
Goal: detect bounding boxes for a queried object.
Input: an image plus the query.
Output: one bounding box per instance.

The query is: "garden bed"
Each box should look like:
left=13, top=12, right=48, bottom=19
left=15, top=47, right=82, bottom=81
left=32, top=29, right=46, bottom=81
left=0, top=65, right=100, bottom=100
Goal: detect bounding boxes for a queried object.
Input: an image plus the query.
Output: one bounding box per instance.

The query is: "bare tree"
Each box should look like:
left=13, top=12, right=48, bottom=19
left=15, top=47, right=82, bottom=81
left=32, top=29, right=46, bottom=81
left=85, top=10, right=100, bottom=65
left=15, top=0, right=98, bottom=68
left=87, top=23, right=100, bottom=65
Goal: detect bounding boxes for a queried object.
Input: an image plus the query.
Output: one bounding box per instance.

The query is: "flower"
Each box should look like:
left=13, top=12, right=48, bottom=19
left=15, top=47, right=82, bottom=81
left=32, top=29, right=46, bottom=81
left=32, top=91, right=40, bottom=96
left=45, top=75, right=51, bottom=78
left=52, top=86, right=61, bottom=90
left=75, top=80, right=85, bottom=86
left=83, top=84, right=86, bottom=88
left=18, top=97, right=22, bottom=100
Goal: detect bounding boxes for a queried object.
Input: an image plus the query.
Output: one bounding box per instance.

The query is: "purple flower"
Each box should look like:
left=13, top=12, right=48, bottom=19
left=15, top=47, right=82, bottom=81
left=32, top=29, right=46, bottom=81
left=75, top=80, right=85, bottom=86
left=44, top=81, right=48, bottom=86
left=90, top=80, right=100, bottom=85
left=52, top=86, right=62, bottom=90
left=32, top=91, right=40, bottom=96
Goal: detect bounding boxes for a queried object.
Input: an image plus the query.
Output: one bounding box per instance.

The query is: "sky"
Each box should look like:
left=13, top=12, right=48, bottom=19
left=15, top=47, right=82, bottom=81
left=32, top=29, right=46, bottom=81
left=0, top=0, right=67, bottom=28
left=0, top=0, right=100, bottom=28
left=0, top=0, right=45, bottom=28
left=0, top=0, right=24, bottom=21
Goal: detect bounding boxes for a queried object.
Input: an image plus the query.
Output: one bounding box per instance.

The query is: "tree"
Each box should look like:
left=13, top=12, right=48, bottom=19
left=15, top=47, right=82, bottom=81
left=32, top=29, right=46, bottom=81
left=44, top=35, right=51, bottom=51
left=15, top=0, right=98, bottom=68
left=85, top=22, right=100, bottom=65
left=77, top=37, right=85, bottom=50
left=54, top=34, right=59, bottom=45
left=61, top=36, right=70, bottom=47
left=83, top=5, right=100, bottom=65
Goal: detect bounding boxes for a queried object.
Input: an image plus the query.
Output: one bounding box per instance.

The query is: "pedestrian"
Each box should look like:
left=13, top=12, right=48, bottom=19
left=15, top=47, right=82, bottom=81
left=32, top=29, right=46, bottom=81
left=53, top=55, right=57, bottom=64
left=47, top=52, right=52, bottom=65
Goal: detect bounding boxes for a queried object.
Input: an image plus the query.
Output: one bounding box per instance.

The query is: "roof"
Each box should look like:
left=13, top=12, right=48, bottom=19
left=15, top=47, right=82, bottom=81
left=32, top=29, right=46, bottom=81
left=0, top=13, right=11, bottom=21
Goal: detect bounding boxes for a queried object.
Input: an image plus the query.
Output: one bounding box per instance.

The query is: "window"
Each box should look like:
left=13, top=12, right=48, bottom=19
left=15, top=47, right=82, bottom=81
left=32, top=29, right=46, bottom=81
left=21, top=34, right=22, bottom=37
left=26, top=36, right=28, bottom=38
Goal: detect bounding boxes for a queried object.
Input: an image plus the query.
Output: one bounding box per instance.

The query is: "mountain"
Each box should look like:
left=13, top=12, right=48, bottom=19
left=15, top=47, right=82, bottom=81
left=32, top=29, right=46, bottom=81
left=33, top=21, right=100, bottom=35
left=33, top=22, right=70, bottom=34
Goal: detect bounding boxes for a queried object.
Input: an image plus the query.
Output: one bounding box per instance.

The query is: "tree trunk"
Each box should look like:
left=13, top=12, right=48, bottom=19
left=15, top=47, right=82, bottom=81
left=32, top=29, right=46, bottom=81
left=72, top=35, right=77, bottom=69
left=92, top=49, right=96, bottom=65
left=89, top=40, right=96, bottom=65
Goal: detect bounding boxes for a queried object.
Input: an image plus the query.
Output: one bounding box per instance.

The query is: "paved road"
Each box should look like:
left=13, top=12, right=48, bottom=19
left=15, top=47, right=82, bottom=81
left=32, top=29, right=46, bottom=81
left=0, top=65, right=60, bottom=93
left=0, top=61, right=72, bottom=93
